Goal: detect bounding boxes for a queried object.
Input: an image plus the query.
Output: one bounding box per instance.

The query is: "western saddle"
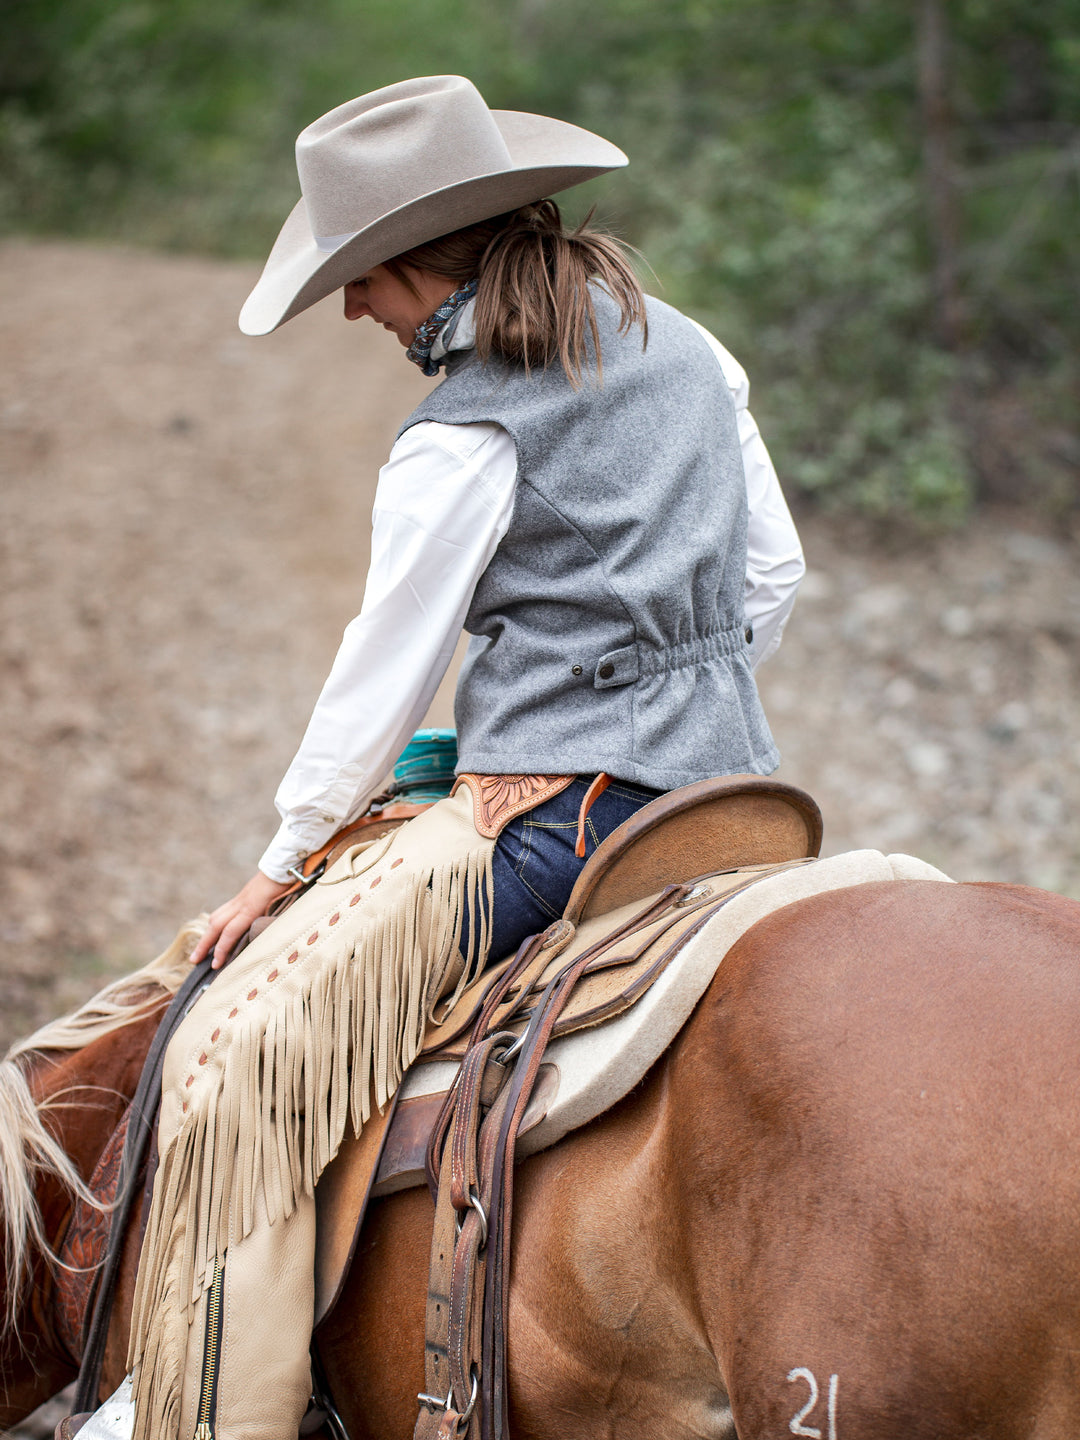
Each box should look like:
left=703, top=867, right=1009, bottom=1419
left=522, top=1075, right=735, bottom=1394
left=315, top=772, right=822, bottom=1440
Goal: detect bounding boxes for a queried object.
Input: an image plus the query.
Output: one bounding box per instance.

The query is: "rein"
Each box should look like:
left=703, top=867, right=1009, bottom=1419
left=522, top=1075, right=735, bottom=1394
left=71, top=958, right=218, bottom=1416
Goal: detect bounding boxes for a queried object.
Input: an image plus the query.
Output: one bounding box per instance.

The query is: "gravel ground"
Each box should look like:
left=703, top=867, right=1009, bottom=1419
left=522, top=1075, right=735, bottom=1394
left=2, top=236, right=1079, bottom=1066
left=3, top=237, right=1080, bottom=1438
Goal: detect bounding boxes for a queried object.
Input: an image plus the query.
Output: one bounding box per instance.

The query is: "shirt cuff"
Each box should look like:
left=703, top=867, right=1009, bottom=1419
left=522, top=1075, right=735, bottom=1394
left=259, top=821, right=321, bottom=885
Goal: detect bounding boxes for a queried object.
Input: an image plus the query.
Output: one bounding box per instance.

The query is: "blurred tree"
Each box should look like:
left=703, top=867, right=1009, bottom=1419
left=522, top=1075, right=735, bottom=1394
left=1, top=0, right=1076, bottom=520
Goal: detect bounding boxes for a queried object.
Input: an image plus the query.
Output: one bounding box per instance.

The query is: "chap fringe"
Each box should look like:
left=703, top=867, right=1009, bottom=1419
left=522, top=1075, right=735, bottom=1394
left=126, top=841, right=492, bottom=1440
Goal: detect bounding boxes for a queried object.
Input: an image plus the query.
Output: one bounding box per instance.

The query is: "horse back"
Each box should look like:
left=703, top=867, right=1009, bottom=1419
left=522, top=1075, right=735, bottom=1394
left=306, top=878, right=1080, bottom=1440
left=677, top=878, right=1080, bottom=1440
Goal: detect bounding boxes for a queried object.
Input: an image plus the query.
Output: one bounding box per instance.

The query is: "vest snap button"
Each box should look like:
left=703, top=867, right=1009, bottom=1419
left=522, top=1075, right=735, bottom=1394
left=571, top=664, right=583, bottom=676
left=598, top=663, right=615, bottom=680
left=745, top=625, right=753, bottom=644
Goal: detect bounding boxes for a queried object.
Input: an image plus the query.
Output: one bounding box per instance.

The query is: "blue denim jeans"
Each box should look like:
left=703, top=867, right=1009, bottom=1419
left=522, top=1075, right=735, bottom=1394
left=463, top=776, right=663, bottom=963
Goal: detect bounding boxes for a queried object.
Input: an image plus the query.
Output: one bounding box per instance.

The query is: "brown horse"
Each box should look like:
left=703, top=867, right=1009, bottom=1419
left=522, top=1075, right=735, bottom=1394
left=4, top=877, right=1080, bottom=1439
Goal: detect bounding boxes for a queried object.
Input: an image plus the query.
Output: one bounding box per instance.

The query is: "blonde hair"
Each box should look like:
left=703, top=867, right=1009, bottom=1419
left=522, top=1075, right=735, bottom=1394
left=386, top=199, right=647, bottom=385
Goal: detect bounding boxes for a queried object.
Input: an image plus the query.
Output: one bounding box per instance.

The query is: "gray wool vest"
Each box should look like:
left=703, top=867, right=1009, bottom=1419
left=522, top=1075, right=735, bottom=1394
left=398, top=291, right=779, bottom=789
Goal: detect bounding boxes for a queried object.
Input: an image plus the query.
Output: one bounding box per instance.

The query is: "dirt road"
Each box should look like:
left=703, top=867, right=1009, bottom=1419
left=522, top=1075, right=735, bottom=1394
left=3, top=238, right=1078, bottom=1052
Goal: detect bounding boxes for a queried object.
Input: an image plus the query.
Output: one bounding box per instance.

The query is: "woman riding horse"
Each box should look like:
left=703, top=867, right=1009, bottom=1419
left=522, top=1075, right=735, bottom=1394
left=113, top=75, right=804, bottom=1440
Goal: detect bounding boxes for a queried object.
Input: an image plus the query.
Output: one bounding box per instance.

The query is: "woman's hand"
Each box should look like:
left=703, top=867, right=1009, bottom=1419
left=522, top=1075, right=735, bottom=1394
left=190, top=870, right=293, bottom=970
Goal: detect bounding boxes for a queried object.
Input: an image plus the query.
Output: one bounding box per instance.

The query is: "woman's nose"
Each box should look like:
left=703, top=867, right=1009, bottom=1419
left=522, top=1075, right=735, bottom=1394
left=343, top=287, right=368, bottom=321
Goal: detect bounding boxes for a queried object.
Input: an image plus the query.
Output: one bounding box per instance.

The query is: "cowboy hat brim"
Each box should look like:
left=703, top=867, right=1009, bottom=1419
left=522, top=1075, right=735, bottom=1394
left=239, top=110, right=627, bottom=336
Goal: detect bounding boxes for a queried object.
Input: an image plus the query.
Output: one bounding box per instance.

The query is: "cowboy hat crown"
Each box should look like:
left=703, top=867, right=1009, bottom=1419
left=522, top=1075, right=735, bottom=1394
left=239, top=75, right=628, bottom=336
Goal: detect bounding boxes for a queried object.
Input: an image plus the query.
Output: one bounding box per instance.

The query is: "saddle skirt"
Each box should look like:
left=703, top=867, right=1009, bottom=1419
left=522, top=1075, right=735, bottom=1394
left=313, top=846, right=952, bottom=1325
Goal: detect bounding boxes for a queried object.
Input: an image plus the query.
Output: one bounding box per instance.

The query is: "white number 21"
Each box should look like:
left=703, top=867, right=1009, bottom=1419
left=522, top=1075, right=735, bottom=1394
left=787, top=1368, right=839, bottom=1439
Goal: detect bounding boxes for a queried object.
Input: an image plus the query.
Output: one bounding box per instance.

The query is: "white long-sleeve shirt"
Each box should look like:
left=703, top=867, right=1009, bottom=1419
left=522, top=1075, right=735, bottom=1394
left=259, top=309, right=805, bottom=882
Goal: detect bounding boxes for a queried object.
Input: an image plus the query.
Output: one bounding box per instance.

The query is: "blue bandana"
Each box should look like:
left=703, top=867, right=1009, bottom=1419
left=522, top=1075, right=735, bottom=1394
left=405, top=279, right=478, bottom=376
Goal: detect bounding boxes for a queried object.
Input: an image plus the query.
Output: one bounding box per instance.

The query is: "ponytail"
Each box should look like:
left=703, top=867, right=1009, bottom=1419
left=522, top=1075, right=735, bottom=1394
left=386, top=200, right=647, bottom=385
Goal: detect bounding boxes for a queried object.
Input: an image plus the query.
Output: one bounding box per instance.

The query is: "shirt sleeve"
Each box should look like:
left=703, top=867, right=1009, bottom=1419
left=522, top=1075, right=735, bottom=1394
left=686, top=318, right=805, bottom=669
left=258, top=419, right=518, bottom=882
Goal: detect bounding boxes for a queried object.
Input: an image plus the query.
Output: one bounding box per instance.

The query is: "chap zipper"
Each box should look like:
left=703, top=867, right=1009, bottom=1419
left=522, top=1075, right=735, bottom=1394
left=193, top=1260, right=225, bottom=1440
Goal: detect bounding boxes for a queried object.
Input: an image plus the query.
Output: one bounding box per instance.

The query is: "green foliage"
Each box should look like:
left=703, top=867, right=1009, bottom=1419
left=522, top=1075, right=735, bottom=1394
left=2, top=0, right=1077, bottom=522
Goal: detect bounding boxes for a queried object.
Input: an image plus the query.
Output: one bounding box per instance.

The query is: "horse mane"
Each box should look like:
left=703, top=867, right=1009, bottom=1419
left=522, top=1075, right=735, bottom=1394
left=6, top=916, right=205, bottom=1062
left=0, top=916, right=206, bottom=1332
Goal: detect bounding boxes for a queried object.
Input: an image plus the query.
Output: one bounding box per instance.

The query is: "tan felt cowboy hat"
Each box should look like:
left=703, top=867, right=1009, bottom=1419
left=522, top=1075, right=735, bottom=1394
left=239, top=74, right=628, bottom=336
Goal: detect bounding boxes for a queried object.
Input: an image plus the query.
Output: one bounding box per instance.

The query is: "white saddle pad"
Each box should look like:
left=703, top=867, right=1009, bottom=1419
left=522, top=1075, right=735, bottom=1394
left=381, top=850, right=950, bottom=1190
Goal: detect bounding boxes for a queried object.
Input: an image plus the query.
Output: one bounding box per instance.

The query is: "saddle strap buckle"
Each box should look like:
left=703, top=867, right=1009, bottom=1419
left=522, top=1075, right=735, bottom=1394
left=416, top=1369, right=478, bottom=1438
